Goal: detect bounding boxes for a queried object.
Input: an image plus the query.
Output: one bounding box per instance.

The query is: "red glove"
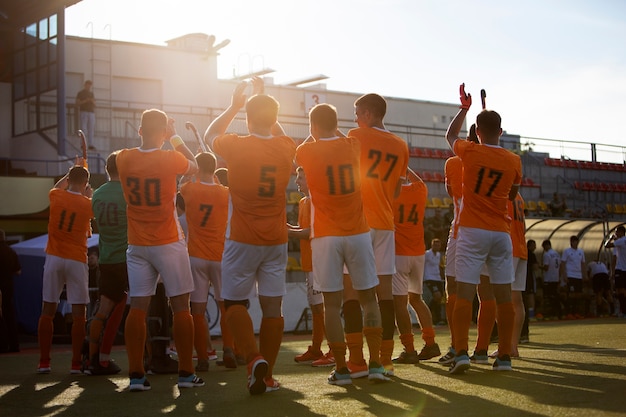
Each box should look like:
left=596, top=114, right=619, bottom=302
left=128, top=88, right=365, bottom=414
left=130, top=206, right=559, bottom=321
left=459, top=83, right=472, bottom=110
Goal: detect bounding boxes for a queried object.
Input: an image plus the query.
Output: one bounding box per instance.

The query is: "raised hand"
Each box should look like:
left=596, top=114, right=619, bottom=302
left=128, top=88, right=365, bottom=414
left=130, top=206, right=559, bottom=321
left=459, top=83, right=472, bottom=110
left=231, top=81, right=249, bottom=109
left=166, top=117, right=177, bottom=138
left=251, top=76, right=265, bottom=95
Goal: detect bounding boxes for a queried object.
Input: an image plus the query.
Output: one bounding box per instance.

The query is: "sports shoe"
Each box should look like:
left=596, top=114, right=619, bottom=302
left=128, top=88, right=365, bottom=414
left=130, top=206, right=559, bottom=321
left=448, top=350, right=471, bottom=375
left=195, top=358, right=209, bottom=372
left=416, top=343, right=441, bottom=360
left=37, top=362, right=51, bottom=374
left=86, top=358, right=122, bottom=376
left=247, top=356, right=269, bottom=395
left=264, top=376, right=281, bottom=392
left=368, top=362, right=391, bottom=383
left=438, top=347, right=456, bottom=365
left=519, top=335, right=530, bottom=344
left=392, top=350, right=420, bottom=364
left=383, top=363, right=395, bottom=377
left=312, top=351, right=335, bottom=367
left=347, top=359, right=369, bottom=379
left=294, top=346, right=324, bottom=364
left=492, top=355, right=512, bottom=371
left=328, top=367, right=352, bottom=386
left=470, top=350, right=490, bottom=365
left=207, top=349, right=218, bottom=361
left=129, top=373, right=151, bottom=392
left=178, top=373, right=205, bottom=388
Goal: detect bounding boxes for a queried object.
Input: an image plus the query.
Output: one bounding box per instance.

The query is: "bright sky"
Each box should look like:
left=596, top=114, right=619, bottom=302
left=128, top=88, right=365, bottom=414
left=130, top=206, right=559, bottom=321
left=65, top=0, right=626, bottom=153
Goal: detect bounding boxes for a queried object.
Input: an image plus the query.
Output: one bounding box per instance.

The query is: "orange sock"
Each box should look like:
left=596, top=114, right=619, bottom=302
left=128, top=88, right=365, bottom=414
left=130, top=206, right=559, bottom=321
left=124, top=308, right=146, bottom=376
left=173, top=310, right=195, bottom=375
left=380, top=339, right=394, bottom=366
left=192, top=313, right=208, bottom=361
left=225, top=304, right=259, bottom=363
left=101, top=296, right=127, bottom=358
left=476, top=299, right=496, bottom=351
left=452, top=298, right=472, bottom=353
left=421, top=326, right=436, bottom=346
left=496, top=301, right=515, bottom=357
left=399, top=332, right=415, bottom=353
left=363, top=326, right=382, bottom=365
left=345, top=332, right=365, bottom=365
left=219, top=302, right=234, bottom=350
left=329, top=341, right=347, bottom=370
left=38, top=314, right=54, bottom=364
left=89, top=313, right=106, bottom=359
left=71, top=315, right=86, bottom=366
left=311, top=311, right=325, bottom=352
left=259, top=316, right=284, bottom=377
left=446, top=293, right=457, bottom=347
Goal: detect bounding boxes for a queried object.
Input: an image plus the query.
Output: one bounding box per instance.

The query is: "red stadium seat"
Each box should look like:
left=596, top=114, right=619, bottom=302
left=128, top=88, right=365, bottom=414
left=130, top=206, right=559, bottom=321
left=421, top=171, right=433, bottom=182
left=432, top=172, right=444, bottom=182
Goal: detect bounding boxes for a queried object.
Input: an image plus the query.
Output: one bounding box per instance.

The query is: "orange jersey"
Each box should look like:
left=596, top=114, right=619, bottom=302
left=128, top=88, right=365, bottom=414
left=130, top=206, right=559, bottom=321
left=348, top=127, right=409, bottom=230
left=508, top=194, right=528, bottom=259
left=116, top=148, right=190, bottom=246
left=297, top=196, right=312, bottom=272
left=394, top=181, right=428, bottom=256
left=213, top=134, right=296, bottom=245
left=454, top=140, right=522, bottom=232
left=46, top=189, right=94, bottom=263
left=180, top=181, right=229, bottom=261
left=295, top=136, right=369, bottom=238
left=444, top=155, right=463, bottom=228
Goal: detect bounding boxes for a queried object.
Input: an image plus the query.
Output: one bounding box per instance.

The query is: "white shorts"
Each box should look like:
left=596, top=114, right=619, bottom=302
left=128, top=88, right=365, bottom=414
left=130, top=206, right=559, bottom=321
left=190, top=256, right=223, bottom=303
left=455, top=226, right=513, bottom=285
left=126, top=240, right=195, bottom=298
left=312, top=233, right=379, bottom=292
left=42, top=254, right=90, bottom=305
left=220, top=240, right=287, bottom=300
left=305, top=271, right=324, bottom=306
left=370, top=228, right=396, bottom=275
left=393, top=255, right=425, bottom=296
left=511, top=257, right=528, bottom=292
left=445, top=235, right=456, bottom=277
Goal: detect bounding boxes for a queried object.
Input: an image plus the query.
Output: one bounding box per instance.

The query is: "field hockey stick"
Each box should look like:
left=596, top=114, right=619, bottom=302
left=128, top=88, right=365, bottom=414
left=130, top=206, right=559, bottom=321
left=185, top=121, right=208, bottom=152
left=481, top=89, right=487, bottom=110
left=78, top=129, right=88, bottom=169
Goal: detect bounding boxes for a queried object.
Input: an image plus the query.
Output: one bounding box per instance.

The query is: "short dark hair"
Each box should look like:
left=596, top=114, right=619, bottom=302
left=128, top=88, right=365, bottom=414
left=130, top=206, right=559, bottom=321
left=106, top=151, right=119, bottom=177
left=196, top=152, right=217, bottom=174
left=309, top=103, right=338, bottom=132
left=68, top=165, right=89, bottom=185
left=476, top=110, right=502, bottom=138
left=542, top=239, right=551, bottom=248
left=570, top=235, right=579, bottom=241
left=468, top=124, right=479, bottom=143
left=617, top=226, right=626, bottom=234
left=354, top=93, right=387, bottom=119
left=246, top=94, right=279, bottom=128
left=215, top=168, right=228, bottom=186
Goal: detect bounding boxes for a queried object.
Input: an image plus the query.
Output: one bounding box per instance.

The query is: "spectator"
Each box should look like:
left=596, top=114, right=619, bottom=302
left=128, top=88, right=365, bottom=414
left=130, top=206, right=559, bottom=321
left=560, top=235, right=587, bottom=319
left=548, top=192, right=567, bottom=217
left=587, top=259, right=613, bottom=316
left=541, top=240, right=562, bottom=319
left=76, top=80, right=96, bottom=150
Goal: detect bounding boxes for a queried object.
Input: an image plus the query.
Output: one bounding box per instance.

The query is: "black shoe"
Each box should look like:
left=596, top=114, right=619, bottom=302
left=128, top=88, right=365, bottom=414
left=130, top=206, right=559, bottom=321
left=416, top=343, right=441, bottom=360
left=87, top=357, right=122, bottom=376
left=392, top=350, right=420, bottom=364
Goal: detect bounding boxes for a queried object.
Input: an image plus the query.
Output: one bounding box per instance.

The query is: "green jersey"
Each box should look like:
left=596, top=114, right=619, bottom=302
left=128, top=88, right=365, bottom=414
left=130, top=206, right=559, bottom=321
left=92, top=181, right=128, bottom=264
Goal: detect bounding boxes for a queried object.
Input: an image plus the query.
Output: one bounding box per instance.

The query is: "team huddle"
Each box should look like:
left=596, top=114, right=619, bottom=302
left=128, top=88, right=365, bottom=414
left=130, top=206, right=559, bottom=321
left=37, top=79, right=525, bottom=395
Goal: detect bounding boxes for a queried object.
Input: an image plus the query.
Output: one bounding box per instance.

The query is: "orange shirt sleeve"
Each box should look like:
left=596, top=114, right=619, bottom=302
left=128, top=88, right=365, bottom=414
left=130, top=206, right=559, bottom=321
left=508, top=194, right=528, bottom=259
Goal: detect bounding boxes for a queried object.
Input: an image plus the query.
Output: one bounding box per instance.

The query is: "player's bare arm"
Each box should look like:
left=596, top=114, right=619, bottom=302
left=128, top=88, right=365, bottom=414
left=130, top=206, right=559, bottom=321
left=445, top=83, right=472, bottom=150
left=205, top=81, right=248, bottom=149
left=167, top=118, right=198, bottom=175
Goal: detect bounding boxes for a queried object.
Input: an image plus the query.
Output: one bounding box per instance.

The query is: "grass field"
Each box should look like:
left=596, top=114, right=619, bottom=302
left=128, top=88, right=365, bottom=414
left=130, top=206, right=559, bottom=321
left=1, top=317, right=625, bottom=417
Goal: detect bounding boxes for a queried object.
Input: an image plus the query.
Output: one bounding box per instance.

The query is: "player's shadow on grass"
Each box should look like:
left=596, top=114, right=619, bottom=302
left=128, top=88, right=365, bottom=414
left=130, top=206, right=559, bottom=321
left=325, top=376, right=546, bottom=417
